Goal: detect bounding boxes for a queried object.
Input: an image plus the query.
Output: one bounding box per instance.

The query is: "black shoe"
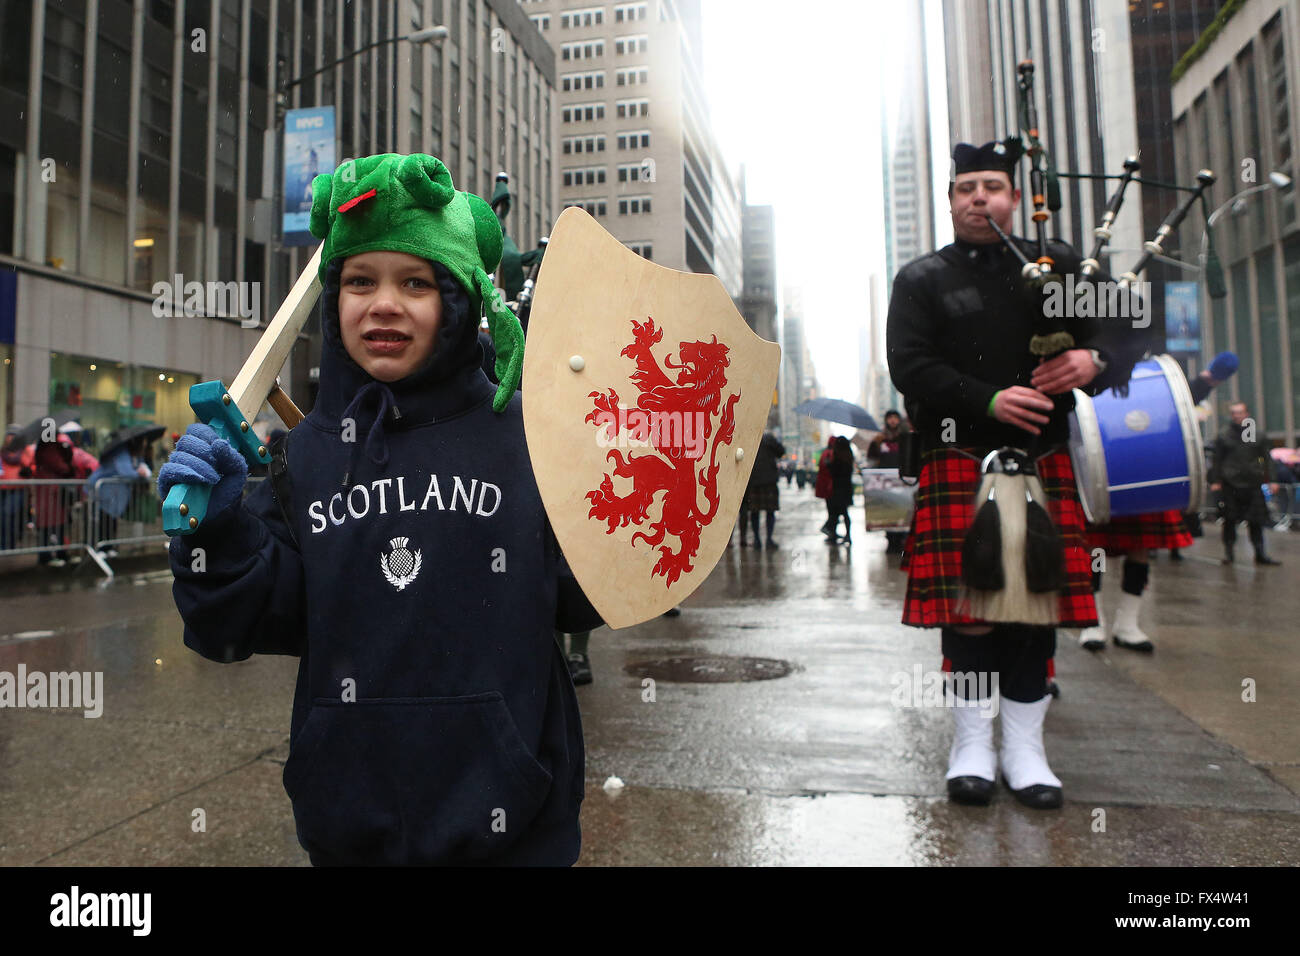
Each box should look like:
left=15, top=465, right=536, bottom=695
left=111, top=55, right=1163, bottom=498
left=1255, top=555, right=1282, bottom=566
left=740, top=539, right=750, bottom=548
left=765, top=539, right=779, bottom=550
left=567, top=652, right=592, bottom=686
left=947, top=776, right=994, bottom=806
left=1003, top=776, right=1063, bottom=809
left=1112, top=635, right=1155, bottom=653
left=1169, top=549, right=1183, bottom=562
left=1222, top=552, right=1234, bottom=565
left=662, top=607, right=681, bottom=618
left=819, top=521, right=832, bottom=535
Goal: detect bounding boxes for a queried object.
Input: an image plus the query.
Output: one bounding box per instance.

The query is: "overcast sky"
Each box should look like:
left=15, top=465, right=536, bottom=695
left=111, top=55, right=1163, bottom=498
left=700, top=0, right=949, bottom=413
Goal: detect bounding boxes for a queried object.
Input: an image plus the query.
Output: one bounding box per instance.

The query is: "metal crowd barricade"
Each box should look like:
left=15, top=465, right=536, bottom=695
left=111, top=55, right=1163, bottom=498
left=0, top=478, right=98, bottom=569
left=1, top=475, right=271, bottom=579
left=84, top=476, right=170, bottom=576
left=1263, top=481, right=1296, bottom=532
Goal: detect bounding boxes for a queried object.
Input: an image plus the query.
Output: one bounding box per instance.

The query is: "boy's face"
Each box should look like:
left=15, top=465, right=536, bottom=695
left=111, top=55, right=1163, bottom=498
left=339, top=251, right=443, bottom=382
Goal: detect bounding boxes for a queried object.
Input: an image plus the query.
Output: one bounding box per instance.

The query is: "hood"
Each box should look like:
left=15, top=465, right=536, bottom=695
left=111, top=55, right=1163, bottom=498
left=312, top=257, right=497, bottom=489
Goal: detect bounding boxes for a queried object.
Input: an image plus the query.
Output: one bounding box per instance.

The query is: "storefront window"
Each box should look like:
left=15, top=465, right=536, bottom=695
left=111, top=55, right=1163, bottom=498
left=47, top=352, right=198, bottom=453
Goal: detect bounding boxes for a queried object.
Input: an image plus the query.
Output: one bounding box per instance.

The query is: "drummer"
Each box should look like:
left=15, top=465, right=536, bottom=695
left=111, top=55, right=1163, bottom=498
left=1068, top=352, right=1240, bottom=652
left=888, top=139, right=1148, bottom=809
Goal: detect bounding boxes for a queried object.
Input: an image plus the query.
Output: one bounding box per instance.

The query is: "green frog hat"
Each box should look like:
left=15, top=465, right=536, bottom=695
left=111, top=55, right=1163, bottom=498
left=308, top=152, right=524, bottom=412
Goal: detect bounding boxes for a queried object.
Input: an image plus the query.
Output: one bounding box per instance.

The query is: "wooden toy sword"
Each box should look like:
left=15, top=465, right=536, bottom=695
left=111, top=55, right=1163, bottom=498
left=162, top=245, right=322, bottom=535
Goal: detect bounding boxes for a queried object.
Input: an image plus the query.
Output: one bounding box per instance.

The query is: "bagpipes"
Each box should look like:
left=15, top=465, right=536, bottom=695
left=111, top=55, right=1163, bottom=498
left=959, top=56, right=1219, bottom=624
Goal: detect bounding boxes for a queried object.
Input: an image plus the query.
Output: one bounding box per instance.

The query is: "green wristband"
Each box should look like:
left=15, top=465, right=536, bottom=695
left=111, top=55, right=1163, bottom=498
left=987, top=391, right=1001, bottom=417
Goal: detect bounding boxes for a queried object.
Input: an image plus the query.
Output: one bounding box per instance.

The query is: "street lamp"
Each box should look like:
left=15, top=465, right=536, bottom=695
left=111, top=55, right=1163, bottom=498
left=1198, top=171, right=1292, bottom=299
left=270, top=26, right=448, bottom=406
left=274, top=25, right=450, bottom=250
left=1194, top=170, right=1291, bottom=433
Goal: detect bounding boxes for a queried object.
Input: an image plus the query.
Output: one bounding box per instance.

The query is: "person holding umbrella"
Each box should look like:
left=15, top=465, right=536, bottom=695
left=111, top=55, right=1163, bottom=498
left=824, top=436, right=855, bottom=544
left=798, top=399, right=878, bottom=540
left=85, top=424, right=164, bottom=557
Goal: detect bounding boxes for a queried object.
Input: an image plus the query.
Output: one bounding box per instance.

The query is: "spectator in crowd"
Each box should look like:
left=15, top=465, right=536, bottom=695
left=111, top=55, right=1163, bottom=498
left=1210, top=401, right=1280, bottom=566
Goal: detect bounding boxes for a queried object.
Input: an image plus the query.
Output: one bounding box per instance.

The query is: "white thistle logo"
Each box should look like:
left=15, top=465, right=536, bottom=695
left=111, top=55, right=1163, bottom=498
left=380, top=536, right=422, bottom=591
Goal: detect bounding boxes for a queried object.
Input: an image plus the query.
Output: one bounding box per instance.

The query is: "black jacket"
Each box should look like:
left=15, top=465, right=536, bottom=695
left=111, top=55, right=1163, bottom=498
left=887, top=235, right=1149, bottom=451
left=169, top=259, right=600, bottom=866
left=748, top=433, right=786, bottom=486
left=1210, top=421, right=1271, bottom=488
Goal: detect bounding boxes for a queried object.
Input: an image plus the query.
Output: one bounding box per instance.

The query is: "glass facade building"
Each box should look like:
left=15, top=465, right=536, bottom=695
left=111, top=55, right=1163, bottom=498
left=1173, top=0, right=1299, bottom=444
left=1, top=0, right=555, bottom=434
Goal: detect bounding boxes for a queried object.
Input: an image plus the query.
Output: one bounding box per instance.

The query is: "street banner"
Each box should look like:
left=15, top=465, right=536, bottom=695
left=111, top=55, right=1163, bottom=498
left=1165, top=281, right=1200, bottom=353
left=524, top=208, right=781, bottom=628
left=282, top=107, right=335, bottom=246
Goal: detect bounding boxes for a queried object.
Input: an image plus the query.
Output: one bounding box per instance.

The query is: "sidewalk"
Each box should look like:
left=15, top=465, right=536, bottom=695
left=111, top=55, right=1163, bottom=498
left=0, top=486, right=1295, bottom=865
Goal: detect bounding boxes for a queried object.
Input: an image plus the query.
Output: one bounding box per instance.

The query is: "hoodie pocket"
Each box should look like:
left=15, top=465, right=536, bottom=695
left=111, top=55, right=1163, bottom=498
left=283, top=692, right=553, bottom=865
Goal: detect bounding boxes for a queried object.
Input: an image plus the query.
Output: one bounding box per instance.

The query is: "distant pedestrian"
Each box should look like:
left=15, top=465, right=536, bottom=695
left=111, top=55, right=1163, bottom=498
left=814, top=436, right=835, bottom=534
left=824, top=436, right=854, bottom=544
left=85, top=431, right=156, bottom=556
left=1211, top=401, right=1281, bottom=565
left=21, top=434, right=98, bottom=566
left=2, top=424, right=28, bottom=551
left=740, top=431, right=785, bottom=549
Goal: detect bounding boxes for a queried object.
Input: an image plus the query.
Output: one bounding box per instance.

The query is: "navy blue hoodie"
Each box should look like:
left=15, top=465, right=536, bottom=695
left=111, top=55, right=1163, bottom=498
left=170, top=259, right=601, bottom=865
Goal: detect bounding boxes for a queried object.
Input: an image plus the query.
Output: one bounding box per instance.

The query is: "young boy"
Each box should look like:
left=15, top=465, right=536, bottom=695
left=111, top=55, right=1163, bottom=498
left=160, top=153, right=602, bottom=865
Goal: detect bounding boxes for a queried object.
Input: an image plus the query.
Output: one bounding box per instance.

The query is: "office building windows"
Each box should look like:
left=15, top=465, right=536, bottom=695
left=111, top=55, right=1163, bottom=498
left=614, top=35, right=649, bottom=55
left=614, top=3, right=648, bottom=23
left=562, top=103, right=606, bottom=123
left=616, top=98, right=649, bottom=118
left=561, top=71, right=605, bottom=91
left=563, top=166, right=607, bottom=186
left=617, top=130, right=651, bottom=149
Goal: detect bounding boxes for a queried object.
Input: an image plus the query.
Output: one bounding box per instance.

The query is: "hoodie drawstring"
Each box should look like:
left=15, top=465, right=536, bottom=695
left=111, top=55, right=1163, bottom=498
left=339, top=380, right=401, bottom=487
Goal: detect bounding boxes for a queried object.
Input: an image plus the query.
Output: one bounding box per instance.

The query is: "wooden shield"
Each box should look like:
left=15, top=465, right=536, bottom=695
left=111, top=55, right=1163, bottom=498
left=524, top=208, right=781, bottom=629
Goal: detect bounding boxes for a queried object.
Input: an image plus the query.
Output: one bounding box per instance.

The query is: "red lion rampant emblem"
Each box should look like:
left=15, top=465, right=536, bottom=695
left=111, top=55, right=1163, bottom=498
left=585, top=317, right=740, bottom=586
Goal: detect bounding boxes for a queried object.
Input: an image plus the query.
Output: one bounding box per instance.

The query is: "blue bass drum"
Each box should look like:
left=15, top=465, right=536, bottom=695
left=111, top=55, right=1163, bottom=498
left=1068, top=354, right=1205, bottom=524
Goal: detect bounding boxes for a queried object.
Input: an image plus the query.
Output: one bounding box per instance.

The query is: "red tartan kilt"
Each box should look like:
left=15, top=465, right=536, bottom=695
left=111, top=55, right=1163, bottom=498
left=901, top=447, right=1097, bottom=628
left=1085, top=510, right=1193, bottom=554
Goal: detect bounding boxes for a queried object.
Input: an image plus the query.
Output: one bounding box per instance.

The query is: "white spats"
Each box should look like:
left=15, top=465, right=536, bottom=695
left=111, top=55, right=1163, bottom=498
left=999, top=695, right=1062, bottom=790
left=947, top=701, right=997, bottom=782
left=1112, top=591, right=1154, bottom=649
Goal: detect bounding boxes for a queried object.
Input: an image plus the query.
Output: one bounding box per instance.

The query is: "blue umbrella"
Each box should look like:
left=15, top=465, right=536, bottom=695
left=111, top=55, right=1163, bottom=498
left=794, top=398, right=879, bottom=432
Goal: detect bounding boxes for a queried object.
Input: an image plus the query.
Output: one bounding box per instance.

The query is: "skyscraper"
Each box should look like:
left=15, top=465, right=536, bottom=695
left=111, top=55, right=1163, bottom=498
left=519, top=0, right=741, bottom=291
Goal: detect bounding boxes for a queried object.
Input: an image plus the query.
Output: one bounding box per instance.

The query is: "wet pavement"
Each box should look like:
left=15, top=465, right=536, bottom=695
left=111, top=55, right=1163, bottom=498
left=1, top=485, right=1296, bottom=866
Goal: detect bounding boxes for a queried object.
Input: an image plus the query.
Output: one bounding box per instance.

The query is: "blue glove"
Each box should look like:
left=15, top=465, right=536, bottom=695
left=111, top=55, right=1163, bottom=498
left=157, top=423, right=249, bottom=519
left=1208, top=351, right=1238, bottom=382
